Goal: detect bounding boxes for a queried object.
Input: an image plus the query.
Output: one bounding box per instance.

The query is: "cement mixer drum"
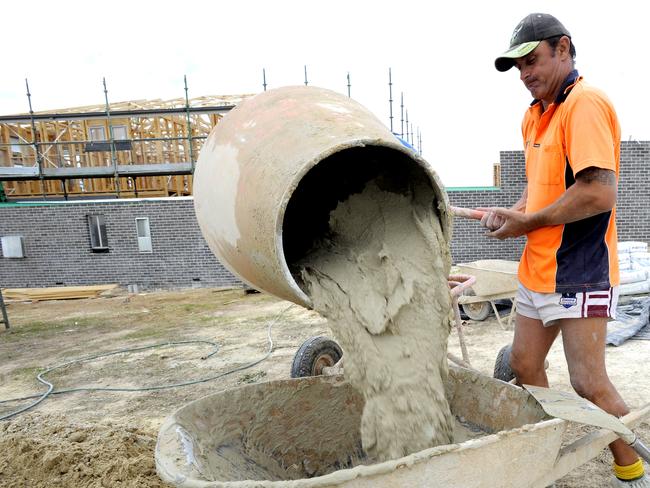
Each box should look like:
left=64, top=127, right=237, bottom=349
left=193, top=85, right=451, bottom=308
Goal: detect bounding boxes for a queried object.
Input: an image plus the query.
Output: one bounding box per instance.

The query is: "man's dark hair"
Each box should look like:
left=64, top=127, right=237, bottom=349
left=546, top=35, right=576, bottom=61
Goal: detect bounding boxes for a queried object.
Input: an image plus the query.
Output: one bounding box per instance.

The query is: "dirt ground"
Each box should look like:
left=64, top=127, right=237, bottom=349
left=0, top=286, right=648, bottom=487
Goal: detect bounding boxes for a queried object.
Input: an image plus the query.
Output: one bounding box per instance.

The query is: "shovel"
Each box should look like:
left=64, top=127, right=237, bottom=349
left=524, top=384, right=650, bottom=462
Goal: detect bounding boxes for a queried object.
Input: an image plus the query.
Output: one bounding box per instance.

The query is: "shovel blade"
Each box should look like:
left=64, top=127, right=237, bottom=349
left=523, top=384, right=635, bottom=443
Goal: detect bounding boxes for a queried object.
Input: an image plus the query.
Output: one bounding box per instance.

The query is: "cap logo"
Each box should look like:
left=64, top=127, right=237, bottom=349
left=510, top=22, right=524, bottom=44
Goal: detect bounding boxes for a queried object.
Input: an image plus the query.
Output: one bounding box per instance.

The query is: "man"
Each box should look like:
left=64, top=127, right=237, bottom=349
left=485, top=13, right=648, bottom=487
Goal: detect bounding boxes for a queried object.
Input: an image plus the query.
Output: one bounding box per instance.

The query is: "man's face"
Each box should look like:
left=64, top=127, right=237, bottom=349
left=514, top=40, right=566, bottom=103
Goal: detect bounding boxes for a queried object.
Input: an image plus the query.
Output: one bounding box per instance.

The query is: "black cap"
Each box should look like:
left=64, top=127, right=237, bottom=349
left=495, top=13, right=571, bottom=72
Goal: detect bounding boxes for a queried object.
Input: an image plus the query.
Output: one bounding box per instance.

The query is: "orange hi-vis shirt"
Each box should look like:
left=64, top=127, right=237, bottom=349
left=519, top=70, right=620, bottom=293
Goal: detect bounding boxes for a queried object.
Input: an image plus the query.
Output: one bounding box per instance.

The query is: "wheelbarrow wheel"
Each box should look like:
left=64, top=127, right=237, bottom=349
left=460, top=288, right=491, bottom=321
left=461, top=297, right=491, bottom=322
left=493, top=344, right=516, bottom=382
left=291, top=336, right=343, bottom=378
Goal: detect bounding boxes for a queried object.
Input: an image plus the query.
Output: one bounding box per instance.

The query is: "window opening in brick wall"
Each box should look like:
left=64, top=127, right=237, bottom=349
left=1, top=236, right=26, bottom=258
left=136, top=217, right=152, bottom=253
left=88, top=214, right=109, bottom=252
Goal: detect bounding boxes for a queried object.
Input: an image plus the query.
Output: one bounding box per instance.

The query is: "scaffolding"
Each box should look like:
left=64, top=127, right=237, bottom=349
left=0, top=80, right=249, bottom=200
left=1, top=70, right=422, bottom=200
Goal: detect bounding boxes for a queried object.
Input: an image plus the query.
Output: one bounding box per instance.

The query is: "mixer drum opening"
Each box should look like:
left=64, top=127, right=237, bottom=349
left=282, top=145, right=441, bottom=292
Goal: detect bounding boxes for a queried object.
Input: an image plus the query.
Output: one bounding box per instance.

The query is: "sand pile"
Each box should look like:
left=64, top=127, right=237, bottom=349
left=0, top=412, right=164, bottom=488
left=301, top=180, right=454, bottom=461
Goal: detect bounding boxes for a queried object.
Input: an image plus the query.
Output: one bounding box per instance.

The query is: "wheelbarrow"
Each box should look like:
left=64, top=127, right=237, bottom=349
left=155, top=366, right=650, bottom=487
left=456, top=259, right=519, bottom=329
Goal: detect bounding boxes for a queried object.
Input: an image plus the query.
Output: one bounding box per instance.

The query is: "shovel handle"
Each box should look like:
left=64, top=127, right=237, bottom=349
left=450, top=206, right=486, bottom=221
left=630, top=437, right=650, bottom=463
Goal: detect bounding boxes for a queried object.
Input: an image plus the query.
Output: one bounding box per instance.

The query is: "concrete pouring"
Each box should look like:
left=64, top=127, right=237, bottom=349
left=180, top=85, right=650, bottom=487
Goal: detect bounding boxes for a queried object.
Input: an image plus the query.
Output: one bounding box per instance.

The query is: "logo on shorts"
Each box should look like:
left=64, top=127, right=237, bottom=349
left=559, top=292, right=578, bottom=309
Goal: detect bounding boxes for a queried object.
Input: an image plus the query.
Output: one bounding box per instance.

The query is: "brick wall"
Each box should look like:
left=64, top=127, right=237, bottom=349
left=0, top=198, right=241, bottom=289
left=616, top=142, right=650, bottom=241
left=447, top=149, right=527, bottom=264
left=1, top=141, right=649, bottom=289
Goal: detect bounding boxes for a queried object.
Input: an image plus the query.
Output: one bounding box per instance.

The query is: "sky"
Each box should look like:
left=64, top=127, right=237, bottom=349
left=1, top=0, right=648, bottom=187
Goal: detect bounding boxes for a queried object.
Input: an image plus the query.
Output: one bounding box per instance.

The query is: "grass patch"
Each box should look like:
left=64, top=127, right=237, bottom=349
left=10, top=365, right=45, bottom=382
left=238, top=370, right=267, bottom=385
left=122, top=326, right=171, bottom=341
left=2, top=317, right=103, bottom=342
left=196, top=314, right=237, bottom=326
left=11, top=320, right=51, bottom=334
left=180, top=304, right=207, bottom=313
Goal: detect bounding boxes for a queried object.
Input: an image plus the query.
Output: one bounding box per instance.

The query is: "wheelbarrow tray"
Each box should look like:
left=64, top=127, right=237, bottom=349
left=156, top=366, right=650, bottom=487
left=456, top=259, right=519, bottom=298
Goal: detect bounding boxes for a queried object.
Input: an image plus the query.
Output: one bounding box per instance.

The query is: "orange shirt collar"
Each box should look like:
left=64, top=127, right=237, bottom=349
left=529, top=69, right=581, bottom=108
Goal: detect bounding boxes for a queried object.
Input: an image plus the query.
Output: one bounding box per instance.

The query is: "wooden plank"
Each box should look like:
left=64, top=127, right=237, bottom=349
left=5, top=188, right=166, bottom=199
left=67, top=120, right=79, bottom=193
left=0, top=124, right=9, bottom=165
left=154, top=118, right=164, bottom=164
left=2, top=284, right=119, bottom=301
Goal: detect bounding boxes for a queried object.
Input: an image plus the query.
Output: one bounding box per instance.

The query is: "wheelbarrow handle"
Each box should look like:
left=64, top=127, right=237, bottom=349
left=450, top=206, right=486, bottom=221
left=448, top=274, right=476, bottom=297
left=536, top=404, right=650, bottom=487
left=630, top=437, right=650, bottom=463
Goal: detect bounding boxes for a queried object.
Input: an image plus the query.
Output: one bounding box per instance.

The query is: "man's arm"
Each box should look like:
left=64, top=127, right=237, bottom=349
left=486, top=167, right=616, bottom=239
left=536, top=167, right=617, bottom=224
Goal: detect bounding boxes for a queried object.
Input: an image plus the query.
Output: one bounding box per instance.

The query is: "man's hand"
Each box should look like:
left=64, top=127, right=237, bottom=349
left=479, top=207, right=535, bottom=240
left=478, top=209, right=506, bottom=231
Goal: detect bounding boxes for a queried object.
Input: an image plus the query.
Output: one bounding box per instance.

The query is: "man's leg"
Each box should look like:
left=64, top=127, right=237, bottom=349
left=510, top=313, right=560, bottom=387
left=560, top=317, right=639, bottom=466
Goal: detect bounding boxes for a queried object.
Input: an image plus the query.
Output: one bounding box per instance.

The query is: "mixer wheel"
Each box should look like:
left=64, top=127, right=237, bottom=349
left=493, top=344, right=516, bottom=382
left=291, top=336, right=343, bottom=378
